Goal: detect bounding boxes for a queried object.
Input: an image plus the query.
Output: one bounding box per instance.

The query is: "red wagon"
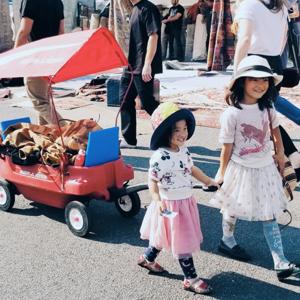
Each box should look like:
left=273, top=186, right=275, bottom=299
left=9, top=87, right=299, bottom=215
left=0, top=137, right=146, bottom=236
left=0, top=28, right=148, bottom=236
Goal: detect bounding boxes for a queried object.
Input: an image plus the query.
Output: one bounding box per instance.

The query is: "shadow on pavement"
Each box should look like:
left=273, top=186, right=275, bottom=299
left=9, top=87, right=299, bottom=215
left=210, top=271, right=300, bottom=300
left=200, top=204, right=300, bottom=271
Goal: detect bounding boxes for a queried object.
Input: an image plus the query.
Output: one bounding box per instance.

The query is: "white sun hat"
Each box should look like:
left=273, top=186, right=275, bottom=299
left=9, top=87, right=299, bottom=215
left=229, top=55, right=283, bottom=91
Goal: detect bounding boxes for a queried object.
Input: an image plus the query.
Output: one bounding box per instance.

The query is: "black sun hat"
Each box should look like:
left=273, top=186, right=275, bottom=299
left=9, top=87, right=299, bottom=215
left=150, top=102, right=196, bottom=150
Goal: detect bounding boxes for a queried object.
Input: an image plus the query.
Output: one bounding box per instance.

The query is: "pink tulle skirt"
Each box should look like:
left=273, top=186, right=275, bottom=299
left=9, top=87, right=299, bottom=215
left=140, top=196, right=203, bottom=258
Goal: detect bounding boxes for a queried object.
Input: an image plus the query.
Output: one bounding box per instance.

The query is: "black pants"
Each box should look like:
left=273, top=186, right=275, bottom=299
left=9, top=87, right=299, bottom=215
left=279, top=125, right=297, bottom=157
left=119, top=72, right=159, bottom=145
left=167, top=29, right=184, bottom=61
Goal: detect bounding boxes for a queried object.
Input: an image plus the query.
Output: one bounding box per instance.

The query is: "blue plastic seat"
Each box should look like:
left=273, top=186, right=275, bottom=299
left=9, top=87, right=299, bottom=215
left=0, top=117, right=31, bottom=139
left=84, top=127, right=119, bottom=167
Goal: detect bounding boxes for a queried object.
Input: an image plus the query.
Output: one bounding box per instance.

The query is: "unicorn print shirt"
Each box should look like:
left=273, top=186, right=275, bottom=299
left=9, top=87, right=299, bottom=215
left=219, top=104, right=279, bottom=168
left=149, top=147, right=194, bottom=200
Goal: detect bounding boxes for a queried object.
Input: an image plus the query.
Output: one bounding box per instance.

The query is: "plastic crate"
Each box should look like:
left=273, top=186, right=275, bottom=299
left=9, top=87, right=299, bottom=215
left=106, top=77, right=121, bottom=107
left=106, top=77, right=160, bottom=107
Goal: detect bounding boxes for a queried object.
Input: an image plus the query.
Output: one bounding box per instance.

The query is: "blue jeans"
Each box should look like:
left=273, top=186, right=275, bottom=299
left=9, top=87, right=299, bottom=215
left=274, top=95, right=300, bottom=125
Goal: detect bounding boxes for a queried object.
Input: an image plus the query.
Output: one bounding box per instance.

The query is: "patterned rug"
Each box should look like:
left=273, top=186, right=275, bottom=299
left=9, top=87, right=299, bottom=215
left=137, top=85, right=300, bottom=132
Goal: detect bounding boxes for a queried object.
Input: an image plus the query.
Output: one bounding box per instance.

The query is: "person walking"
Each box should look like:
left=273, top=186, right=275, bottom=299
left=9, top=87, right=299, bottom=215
left=162, top=0, right=185, bottom=61
left=211, top=55, right=300, bottom=281
left=233, top=0, right=300, bottom=181
left=14, top=0, right=65, bottom=125
left=119, top=0, right=162, bottom=148
left=138, top=102, right=219, bottom=294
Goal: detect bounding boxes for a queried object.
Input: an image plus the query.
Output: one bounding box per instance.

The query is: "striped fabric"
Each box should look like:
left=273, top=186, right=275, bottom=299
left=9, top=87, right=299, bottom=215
left=109, top=0, right=133, bottom=57
left=207, top=0, right=235, bottom=71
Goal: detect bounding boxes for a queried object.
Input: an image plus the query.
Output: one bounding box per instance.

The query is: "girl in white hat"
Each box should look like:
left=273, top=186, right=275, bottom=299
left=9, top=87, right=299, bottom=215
left=138, top=102, right=219, bottom=294
left=211, top=55, right=300, bottom=281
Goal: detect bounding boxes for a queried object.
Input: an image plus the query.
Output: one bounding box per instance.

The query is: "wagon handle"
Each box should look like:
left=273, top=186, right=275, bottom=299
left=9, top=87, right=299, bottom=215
left=122, top=183, right=218, bottom=196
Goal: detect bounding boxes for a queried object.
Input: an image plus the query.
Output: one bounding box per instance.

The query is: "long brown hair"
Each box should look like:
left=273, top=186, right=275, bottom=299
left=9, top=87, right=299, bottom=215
left=226, top=77, right=276, bottom=111
left=259, top=0, right=284, bottom=12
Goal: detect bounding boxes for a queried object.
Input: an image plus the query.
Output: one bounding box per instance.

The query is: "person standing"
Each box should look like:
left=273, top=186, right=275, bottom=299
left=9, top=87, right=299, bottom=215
left=162, top=0, right=185, bottom=61
left=233, top=0, right=300, bottom=181
left=119, top=0, right=162, bottom=148
left=14, top=0, right=65, bottom=125
left=138, top=102, right=218, bottom=294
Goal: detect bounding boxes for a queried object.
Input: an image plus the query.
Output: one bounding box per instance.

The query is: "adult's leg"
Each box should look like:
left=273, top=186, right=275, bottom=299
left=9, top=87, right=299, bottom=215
left=168, top=32, right=175, bottom=60
left=120, top=72, right=138, bottom=145
left=280, top=42, right=289, bottom=69
left=25, top=77, right=64, bottom=125
left=274, top=95, right=300, bottom=125
left=134, top=75, right=159, bottom=117
left=205, top=13, right=212, bottom=53
left=174, top=29, right=184, bottom=61
left=161, top=32, right=169, bottom=60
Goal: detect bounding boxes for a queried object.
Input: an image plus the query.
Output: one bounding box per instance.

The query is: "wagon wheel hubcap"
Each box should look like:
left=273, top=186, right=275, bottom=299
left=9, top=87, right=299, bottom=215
left=118, top=195, right=132, bottom=212
left=0, top=187, right=7, bottom=205
left=69, top=208, right=84, bottom=230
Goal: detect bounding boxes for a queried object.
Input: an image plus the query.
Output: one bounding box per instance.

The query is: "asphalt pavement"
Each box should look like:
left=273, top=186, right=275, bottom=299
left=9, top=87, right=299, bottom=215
left=0, top=70, right=299, bottom=299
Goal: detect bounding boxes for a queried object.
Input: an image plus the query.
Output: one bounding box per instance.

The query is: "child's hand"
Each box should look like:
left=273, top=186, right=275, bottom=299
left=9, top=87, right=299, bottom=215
left=208, top=178, right=220, bottom=189
left=202, top=178, right=220, bottom=192
left=273, top=153, right=285, bottom=175
left=216, top=178, right=224, bottom=186
left=158, top=200, right=166, bottom=213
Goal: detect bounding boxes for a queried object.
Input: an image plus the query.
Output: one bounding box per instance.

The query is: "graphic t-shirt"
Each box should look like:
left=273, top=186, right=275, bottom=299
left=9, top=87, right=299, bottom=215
left=219, top=104, right=279, bottom=168
left=149, top=147, right=194, bottom=200
left=168, top=4, right=184, bottom=31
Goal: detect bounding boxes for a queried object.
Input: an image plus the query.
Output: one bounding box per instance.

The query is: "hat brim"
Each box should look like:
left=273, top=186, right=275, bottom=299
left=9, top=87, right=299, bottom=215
left=150, top=109, right=195, bottom=150
left=228, top=71, right=283, bottom=91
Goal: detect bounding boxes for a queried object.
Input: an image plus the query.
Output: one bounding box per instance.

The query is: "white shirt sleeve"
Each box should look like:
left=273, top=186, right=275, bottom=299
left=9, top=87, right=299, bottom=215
left=235, top=0, right=255, bottom=21
left=219, top=108, right=237, bottom=144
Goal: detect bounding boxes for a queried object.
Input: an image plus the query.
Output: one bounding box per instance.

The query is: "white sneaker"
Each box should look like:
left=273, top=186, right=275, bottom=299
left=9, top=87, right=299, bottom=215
left=119, top=139, right=136, bottom=149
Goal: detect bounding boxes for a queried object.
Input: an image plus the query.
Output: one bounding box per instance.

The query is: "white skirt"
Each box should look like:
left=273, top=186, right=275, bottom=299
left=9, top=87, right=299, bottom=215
left=210, top=160, right=287, bottom=221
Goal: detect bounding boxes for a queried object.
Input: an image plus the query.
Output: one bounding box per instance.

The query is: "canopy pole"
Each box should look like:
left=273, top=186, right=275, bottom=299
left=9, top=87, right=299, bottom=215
left=48, top=78, right=68, bottom=191
left=114, top=64, right=134, bottom=127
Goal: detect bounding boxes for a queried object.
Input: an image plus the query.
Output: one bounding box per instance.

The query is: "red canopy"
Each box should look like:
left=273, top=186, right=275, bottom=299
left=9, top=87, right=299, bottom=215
left=0, top=28, right=128, bottom=83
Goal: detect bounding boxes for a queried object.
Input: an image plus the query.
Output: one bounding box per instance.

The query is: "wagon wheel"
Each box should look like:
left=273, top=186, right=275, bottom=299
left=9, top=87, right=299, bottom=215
left=115, top=192, right=141, bottom=218
left=0, top=180, right=15, bottom=212
left=65, top=201, right=91, bottom=237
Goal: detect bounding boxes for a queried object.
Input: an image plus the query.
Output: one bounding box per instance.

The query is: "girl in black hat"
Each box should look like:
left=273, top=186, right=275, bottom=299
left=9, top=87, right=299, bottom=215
left=138, top=102, right=219, bottom=295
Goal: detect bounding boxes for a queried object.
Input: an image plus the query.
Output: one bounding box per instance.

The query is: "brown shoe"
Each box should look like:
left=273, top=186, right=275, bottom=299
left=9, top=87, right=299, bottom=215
left=137, top=255, right=166, bottom=273
left=183, top=277, right=213, bottom=295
